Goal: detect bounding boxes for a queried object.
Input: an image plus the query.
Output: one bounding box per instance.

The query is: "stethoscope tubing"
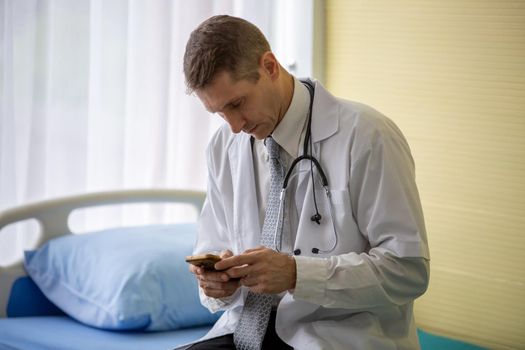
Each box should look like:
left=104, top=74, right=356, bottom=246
left=274, top=181, right=339, bottom=255
left=271, top=80, right=339, bottom=255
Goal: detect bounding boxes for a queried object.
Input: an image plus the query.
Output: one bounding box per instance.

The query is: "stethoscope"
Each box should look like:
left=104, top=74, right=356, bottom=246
left=273, top=80, right=339, bottom=255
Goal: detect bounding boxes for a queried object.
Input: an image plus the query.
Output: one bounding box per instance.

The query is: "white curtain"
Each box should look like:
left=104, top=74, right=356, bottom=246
left=0, top=0, right=315, bottom=265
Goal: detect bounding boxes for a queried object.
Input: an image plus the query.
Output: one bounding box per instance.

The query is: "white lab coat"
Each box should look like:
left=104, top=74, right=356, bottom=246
left=192, top=79, right=430, bottom=350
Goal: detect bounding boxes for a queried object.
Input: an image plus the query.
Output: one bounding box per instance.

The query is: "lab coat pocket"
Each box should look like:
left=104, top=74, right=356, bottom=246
left=318, top=188, right=352, bottom=225
left=327, top=189, right=350, bottom=206
left=316, top=188, right=366, bottom=254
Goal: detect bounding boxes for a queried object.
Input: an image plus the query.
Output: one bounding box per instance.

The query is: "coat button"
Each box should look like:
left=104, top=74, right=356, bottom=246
left=293, top=249, right=301, bottom=255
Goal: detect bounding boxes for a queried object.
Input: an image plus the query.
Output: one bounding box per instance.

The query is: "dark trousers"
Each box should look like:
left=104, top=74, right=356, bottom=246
left=187, top=310, right=292, bottom=350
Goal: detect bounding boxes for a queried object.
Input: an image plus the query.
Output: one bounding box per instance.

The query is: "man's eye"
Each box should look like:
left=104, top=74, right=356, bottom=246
left=230, top=100, right=242, bottom=109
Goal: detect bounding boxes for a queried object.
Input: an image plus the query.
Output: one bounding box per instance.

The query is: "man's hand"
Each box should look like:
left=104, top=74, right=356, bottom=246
left=215, top=246, right=296, bottom=294
left=189, top=250, right=240, bottom=298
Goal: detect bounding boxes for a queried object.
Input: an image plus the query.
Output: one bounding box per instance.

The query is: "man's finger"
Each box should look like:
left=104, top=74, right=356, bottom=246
left=220, top=250, right=234, bottom=258
left=226, top=265, right=253, bottom=279
left=242, top=246, right=265, bottom=254
left=215, top=254, right=254, bottom=270
left=199, top=270, right=231, bottom=282
left=240, top=275, right=258, bottom=287
left=199, top=279, right=240, bottom=298
left=199, top=279, right=231, bottom=290
left=202, top=287, right=235, bottom=299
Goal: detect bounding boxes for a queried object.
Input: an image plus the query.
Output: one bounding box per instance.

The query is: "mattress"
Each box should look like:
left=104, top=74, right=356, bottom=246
left=0, top=316, right=211, bottom=350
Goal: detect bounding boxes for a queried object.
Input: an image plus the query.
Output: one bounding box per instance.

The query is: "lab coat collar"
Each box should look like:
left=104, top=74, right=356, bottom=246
left=272, top=77, right=309, bottom=158
left=307, top=78, right=340, bottom=144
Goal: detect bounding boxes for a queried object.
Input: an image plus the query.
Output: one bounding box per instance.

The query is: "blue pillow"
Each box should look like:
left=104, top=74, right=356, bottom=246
left=7, top=276, right=65, bottom=317
left=24, top=224, right=220, bottom=331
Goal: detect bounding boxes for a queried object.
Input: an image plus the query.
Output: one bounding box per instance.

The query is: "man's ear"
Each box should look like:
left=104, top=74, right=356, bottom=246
left=260, top=51, right=279, bottom=81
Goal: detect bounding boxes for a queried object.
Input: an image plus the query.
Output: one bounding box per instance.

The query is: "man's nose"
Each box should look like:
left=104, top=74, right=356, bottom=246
left=222, top=112, right=246, bottom=134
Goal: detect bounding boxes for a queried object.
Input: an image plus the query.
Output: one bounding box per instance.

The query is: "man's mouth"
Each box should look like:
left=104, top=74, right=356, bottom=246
left=245, top=125, right=257, bottom=133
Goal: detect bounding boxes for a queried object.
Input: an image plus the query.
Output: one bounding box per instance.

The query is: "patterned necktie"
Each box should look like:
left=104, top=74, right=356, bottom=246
left=234, top=137, right=284, bottom=350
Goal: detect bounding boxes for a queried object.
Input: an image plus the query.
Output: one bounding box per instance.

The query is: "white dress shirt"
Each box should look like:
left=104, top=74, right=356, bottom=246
left=252, top=77, right=310, bottom=253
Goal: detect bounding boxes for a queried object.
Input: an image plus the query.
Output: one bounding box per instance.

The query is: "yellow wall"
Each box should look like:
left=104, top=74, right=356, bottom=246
left=325, top=1, right=525, bottom=349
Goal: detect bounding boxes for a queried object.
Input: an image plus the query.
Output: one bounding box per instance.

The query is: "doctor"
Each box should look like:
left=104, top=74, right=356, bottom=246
left=182, top=15, right=430, bottom=350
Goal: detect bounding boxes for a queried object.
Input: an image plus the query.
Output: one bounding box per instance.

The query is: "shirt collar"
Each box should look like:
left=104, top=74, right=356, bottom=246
left=271, top=77, right=310, bottom=158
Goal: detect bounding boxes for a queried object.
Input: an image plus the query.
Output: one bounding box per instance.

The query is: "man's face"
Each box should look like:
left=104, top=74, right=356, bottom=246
left=195, top=70, right=281, bottom=140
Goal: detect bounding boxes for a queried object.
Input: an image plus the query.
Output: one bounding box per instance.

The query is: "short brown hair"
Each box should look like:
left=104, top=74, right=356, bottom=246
left=183, top=15, right=271, bottom=93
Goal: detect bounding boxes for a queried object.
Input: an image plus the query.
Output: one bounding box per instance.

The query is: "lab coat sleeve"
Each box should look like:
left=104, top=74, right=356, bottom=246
left=293, top=254, right=429, bottom=308
left=195, top=139, right=242, bottom=312
left=293, top=120, right=430, bottom=308
left=199, top=288, right=241, bottom=313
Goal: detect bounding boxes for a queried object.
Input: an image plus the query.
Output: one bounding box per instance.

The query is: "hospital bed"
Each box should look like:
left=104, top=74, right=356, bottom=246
left=0, top=189, right=487, bottom=350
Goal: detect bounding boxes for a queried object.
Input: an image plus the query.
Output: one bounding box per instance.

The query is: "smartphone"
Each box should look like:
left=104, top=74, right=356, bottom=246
left=185, top=253, right=222, bottom=271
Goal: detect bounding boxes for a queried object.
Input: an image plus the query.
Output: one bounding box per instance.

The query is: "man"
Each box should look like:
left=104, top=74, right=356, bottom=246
left=182, top=15, right=430, bottom=350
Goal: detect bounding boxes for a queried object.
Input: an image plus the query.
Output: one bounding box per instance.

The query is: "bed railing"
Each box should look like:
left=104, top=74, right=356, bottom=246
left=0, top=189, right=206, bottom=318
